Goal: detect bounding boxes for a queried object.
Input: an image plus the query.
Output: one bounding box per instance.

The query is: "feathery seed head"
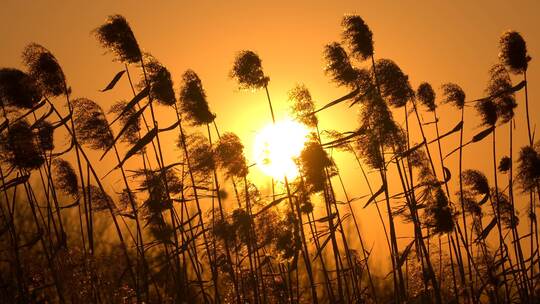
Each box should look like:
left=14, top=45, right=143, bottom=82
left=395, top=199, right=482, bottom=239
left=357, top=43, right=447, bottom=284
left=94, top=15, right=142, bottom=63
left=499, top=31, right=530, bottom=73
left=323, top=42, right=360, bottom=88
left=417, top=82, right=436, bottom=112
left=374, top=59, right=414, bottom=108
left=498, top=156, right=511, bottom=173
left=341, top=15, right=374, bottom=60
left=179, top=132, right=215, bottom=177
left=179, top=69, right=215, bottom=125
left=298, top=139, right=332, bottom=193
left=88, top=185, right=115, bottom=212
left=142, top=55, right=176, bottom=106
left=441, top=83, right=465, bottom=109
left=230, top=50, right=269, bottom=89
left=35, top=120, right=55, bottom=151
left=1, top=120, right=44, bottom=170
left=462, top=169, right=490, bottom=195
left=214, top=132, right=248, bottom=178
left=72, top=98, right=114, bottom=150
left=52, top=158, right=79, bottom=197
left=22, top=43, right=66, bottom=97
left=0, top=68, right=42, bottom=109
left=109, top=100, right=141, bottom=145
left=476, top=99, right=498, bottom=127
left=516, top=144, right=540, bottom=193
left=288, top=84, right=318, bottom=128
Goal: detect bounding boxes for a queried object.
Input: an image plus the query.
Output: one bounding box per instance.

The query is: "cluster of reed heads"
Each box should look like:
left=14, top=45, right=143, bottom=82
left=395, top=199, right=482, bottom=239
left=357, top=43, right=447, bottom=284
left=0, top=13, right=539, bottom=304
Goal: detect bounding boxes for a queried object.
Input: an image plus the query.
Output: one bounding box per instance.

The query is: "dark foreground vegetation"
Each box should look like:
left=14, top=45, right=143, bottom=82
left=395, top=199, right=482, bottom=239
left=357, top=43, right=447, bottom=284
left=0, top=13, right=539, bottom=303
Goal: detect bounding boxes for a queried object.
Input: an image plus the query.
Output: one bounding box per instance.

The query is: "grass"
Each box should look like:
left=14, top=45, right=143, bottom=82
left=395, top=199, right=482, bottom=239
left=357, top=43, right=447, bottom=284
left=0, top=13, right=538, bottom=303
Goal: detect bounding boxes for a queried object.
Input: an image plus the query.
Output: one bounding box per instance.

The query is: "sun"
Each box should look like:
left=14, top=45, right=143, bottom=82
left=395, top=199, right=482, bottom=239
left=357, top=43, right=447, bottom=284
left=253, top=119, right=310, bottom=180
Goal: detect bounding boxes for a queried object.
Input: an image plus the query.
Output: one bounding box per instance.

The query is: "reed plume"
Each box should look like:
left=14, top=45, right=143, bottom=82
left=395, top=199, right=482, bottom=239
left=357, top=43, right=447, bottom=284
left=476, top=99, right=498, bottom=127
left=140, top=55, right=176, bottom=106
left=94, top=15, right=142, bottom=63
left=498, top=156, right=511, bottom=173
left=87, top=184, right=116, bottom=212
left=499, top=31, right=530, bottom=74
left=214, top=132, right=248, bottom=178
left=323, top=42, right=360, bottom=88
left=177, top=132, right=215, bottom=177
left=179, top=70, right=215, bottom=125
left=51, top=158, right=79, bottom=197
left=515, top=143, right=540, bottom=193
left=490, top=189, right=519, bottom=229
left=298, top=139, right=333, bottom=193
left=71, top=97, right=114, bottom=150
left=424, top=186, right=455, bottom=234
left=373, top=59, right=414, bottom=108
left=273, top=212, right=301, bottom=262
left=22, top=43, right=66, bottom=97
left=462, top=169, right=491, bottom=196
left=288, top=84, right=318, bottom=127
left=35, top=120, right=55, bottom=151
left=440, top=83, right=466, bottom=109
left=0, top=120, right=44, bottom=169
left=230, top=50, right=269, bottom=90
left=341, top=14, right=374, bottom=61
left=417, top=82, right=436, bottom=112
left=486, top=64, right=517, bottom=124
left=109, top=100, right=141, bottom=145
left=0, top=68, right=42, bottom=109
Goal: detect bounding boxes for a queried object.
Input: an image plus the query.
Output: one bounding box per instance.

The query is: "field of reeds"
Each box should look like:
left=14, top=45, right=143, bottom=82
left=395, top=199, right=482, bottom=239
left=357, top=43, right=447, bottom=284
left=0, top=13, right=539, bottom=303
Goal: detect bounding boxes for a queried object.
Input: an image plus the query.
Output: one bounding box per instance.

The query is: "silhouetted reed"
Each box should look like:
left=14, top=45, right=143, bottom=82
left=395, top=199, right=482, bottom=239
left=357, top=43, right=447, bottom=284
left=87, top=184, right=115, bottom=212
left=476, top=99, right=498, bottom=127
left=94, top=15, right=142, bottom=63
left=323, top=43, right=361, bottom=88
left=179, top=69, right=215, bottom=125
left=0, top=68, right=42, bottom=109
left=2, top=12, right=538, bottom=304
left=0, top=120, right=44, bottom=170
left=498, top=156, right=511, bottom=173
left=71, top=98, right=114, bottom=150
left=35, top=120, right=55, bottom=151
left=178, top=132, right=215, bottom=178
left=373, top=59, right=414, bottom=108
left=515, top=143, right=540, bottom=193
left=230, top=50, right=269, bottom=90
left=214, top=132, right=248, bottom=178
left=109, top=100, right=141, bottom=145
left=22, top=43, right=66, bottom=97
left=441, top=82, right=466, bottom=109
left=298, top=139, right=332, bottom=193
left=499, top=31, right=530, bottom=74
left=462, top=169, right=490, bottom=196
left=288, top=84, right=318, bottom=128
left=487, top=64, right=517, bottom=124
left=441, top=82, right=473, bottom=294
left=140, top=55, right=176, bottom=106
left=423, top=186, right=455, bottom=234
left=341, top=15, right=374, bottom=61
left=417, top=82, right=436, bottom=112
left=51, top=158, right=79, bottom=198
left=490, top=189, right=519, bottom=229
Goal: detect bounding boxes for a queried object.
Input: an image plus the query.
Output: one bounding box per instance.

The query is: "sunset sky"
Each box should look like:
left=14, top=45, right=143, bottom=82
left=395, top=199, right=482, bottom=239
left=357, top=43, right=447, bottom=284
left=2, top=0, right=539, bottom=267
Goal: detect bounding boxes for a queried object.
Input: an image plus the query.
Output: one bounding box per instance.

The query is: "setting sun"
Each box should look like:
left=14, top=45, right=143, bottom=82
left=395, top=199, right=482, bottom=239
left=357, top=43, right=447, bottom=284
left=253, top=119, right=310, bottom=180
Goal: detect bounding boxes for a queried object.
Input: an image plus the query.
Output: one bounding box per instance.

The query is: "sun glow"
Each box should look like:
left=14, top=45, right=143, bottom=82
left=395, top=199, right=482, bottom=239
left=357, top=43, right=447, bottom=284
left=253, top=119, right=310, bottom=180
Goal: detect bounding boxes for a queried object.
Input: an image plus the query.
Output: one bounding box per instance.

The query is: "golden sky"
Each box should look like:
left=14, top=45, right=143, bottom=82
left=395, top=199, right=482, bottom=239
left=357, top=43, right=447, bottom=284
left=1, top=0, right=539, bottom=268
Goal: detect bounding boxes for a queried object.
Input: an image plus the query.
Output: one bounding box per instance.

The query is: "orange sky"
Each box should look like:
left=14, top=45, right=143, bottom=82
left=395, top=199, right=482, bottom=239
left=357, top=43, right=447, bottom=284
left=1, top=0, right=539, bottom=268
